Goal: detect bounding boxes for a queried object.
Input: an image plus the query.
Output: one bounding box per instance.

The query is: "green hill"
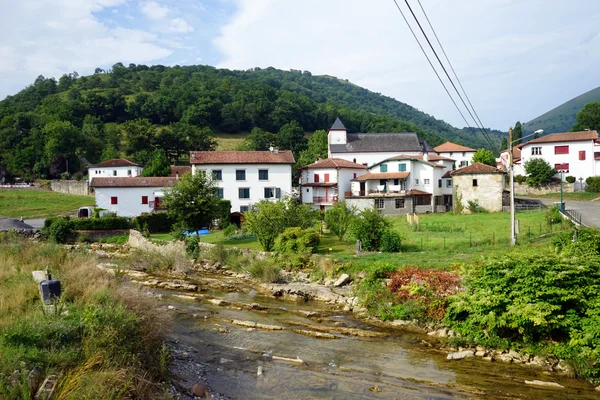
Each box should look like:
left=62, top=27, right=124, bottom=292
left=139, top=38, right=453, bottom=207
left=523, top=86, right=600, bottom=135
left=0, top=64, right=501, bottom=180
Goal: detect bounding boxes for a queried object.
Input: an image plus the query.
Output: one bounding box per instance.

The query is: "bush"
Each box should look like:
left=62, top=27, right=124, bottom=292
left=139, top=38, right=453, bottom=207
left=170, top=221, right=187, bottom=241
left=70, top=217, right=131, bottom=230
left=566, top=176, right=576, bottom=183
left=379, top=229, right=401, bottom=252
left=586, top=176, right=600, bottom=193
left=274, top=227, right=320, bottom=254
left=184, top=236, right=200, bottom=260
left=466, top=200, right=487, bottom=214
left=246, top=257, right=281, bottom=283
left=524, top=158, right=556, bottom=185
left=514, top=174, right=527, bottom=184
left=351, top=207, right=390, bottom=251
left=46, top=218, right=75, bottom=243
left=545, top=206, right=562, bottom=225
left=222, top=224, right=237, bottom=238
left=135, top=213, right=176, bottom=233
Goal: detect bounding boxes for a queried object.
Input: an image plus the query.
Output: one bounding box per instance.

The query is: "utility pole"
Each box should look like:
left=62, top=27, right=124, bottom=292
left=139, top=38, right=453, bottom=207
left=509, top=126, right=515, bottom=245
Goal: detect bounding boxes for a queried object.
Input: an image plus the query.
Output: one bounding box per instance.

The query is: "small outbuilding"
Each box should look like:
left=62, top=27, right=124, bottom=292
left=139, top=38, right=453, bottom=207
left=451, top=162, right=506, bottom=213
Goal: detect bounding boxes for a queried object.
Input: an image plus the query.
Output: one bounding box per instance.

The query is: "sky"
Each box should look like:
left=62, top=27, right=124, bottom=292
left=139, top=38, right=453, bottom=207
left=0, top=0, right=599, bottom=130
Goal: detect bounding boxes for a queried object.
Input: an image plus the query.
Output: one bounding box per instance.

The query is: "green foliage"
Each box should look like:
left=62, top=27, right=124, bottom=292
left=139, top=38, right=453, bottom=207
left=466, top=200, right=487, bottom=214
left=278, top=120, right=307, bottom=157
left=134, top=212, right=176, bottom=233
left=524, top=158, right=556, bottom=186
left=70, top=216, right=131, bottom=230
left=453, top=185, right=464, bottom=214
left=586, top=176, right=600, bottom=193
left=222, top=224, right=237, bottom=238
left=351, top=207, right=390, bottom=251
left=471, top=148, right=496, bottom=166
left=298, top=129, right=328, bottom=166
left=141, top=149, right=171, bottom=177
left=379, top=229, right=402, bottom=252
left=184, top=236, right=200, bottom=260
left=566, top=176, right=576, bottom=184
left=500, top=136, right=508, bottom=151
left=514, top=174, right=527, bottom=184
left=274, top=227, right=320, bottom=254
left=237, top=127, right=278, bottom=151
left=245, top=257, right=281, bottom=283
left=45, top=217, right=74, bottom=243
left=324, top=201, right=355, bottom=242
left=512, top=121, right=522, bottom=145
left=545, top=206, right=562, bottom=225
left=572, top=101, right=600, bottom=131
left=243, top=197, right=319, bottom=251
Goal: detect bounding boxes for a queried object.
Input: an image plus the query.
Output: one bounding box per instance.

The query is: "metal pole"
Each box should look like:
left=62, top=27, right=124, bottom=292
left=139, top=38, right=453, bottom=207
left=560, top=170, right=563, bottom=210
left=509, top=127, right=516, bottom=245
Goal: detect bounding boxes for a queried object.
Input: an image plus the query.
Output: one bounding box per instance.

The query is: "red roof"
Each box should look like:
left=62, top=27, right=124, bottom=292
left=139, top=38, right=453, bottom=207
left=434, top=141, right=476, bottom=152
left=407, top=189, right=431, bottom=196
left=189, top=151, right=295, bottom=165
left=91, top=177, right=177, bottom=188
left=302, top=158, right=367, bottom=169
left=451, top=162, right=506, bottom=176
left=354, top=172, right=410, bottom=181
left=170, top=165, right=191, bottom=177
left=525, top=130, right=598, bottom=145
left=90, top=158, right=141, bottom=168
left=385, top=154, right=447, bottom=168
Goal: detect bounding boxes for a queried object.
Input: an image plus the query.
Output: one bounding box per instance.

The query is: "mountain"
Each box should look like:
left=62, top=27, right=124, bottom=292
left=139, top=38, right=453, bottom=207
left=523, top=86, right=600, bottom=135
left=0, top=64, right=501, bottom=180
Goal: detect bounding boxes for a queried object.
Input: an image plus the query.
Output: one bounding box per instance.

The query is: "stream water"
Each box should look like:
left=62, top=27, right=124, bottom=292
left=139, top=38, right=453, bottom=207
left=158, top=287, right=598, bottom=399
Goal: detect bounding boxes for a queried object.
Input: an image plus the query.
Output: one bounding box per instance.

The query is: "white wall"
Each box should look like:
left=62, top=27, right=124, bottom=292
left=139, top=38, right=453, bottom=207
left=330, top=151, right=422, bottom=168
left=192, top=163, right=292, bottom=212
left=437, top=151, right=475, bottom=169
left=338, top=168, right=366, bottom=200
left=454, top=174, right=504, bottom=213
left=88, top=166, right=143, bottom=184
left=95, top=186, right=162, bottom=217
left=520, top=140, right=597, bottom=181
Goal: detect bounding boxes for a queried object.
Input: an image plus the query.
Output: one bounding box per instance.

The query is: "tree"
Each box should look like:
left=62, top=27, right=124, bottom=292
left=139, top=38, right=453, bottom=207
left=298, top=129, right=328, bottom=166
left=243, top=197, right=319, bottom=251
left=471, top=148, right=496, bottom=166
left=572, top=101, right=600, bottom=131
left=500, top=136, right=508, bottom=151
left=324, top=201, right=355, bottom=242
left=513, top=121, right=522, bottom=145
left=100, top=144, right=120, bottom=162
left=278, top=120, right=307, bottom=156
left=141, top=149, right=171, bottom=177
left=238, top=127, right=278, bottom=151
left=351, top=207, right=390, bottom=251
left=162, top=171, right=222, bottom=236
left=524, top=158, right=556, bottom=186
left=122, top=119, right=155, bottom=155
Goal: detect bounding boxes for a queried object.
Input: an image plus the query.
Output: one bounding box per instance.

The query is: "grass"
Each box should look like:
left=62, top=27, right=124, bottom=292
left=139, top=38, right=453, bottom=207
left=0, top=189, right=94, bottom=219
left=0, top=235, right=169, bottom=398
left=214, top=132, right=249, bottom=151
left=524, top=192, right=600, bottom=201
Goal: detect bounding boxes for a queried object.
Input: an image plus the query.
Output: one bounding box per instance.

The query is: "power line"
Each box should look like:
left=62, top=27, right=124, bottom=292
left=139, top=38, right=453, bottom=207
left=401, top=0, right=497, bottom=152
left=390, top=0, right=473, bottom=132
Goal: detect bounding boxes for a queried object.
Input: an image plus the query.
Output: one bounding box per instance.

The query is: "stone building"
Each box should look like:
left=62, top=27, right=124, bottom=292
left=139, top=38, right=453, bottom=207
left=451, top=163, right=506, bottom=213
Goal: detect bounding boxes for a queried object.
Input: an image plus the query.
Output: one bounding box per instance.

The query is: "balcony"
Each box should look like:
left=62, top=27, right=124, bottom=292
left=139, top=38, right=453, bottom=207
left=313, top=196, right=338, bottom=203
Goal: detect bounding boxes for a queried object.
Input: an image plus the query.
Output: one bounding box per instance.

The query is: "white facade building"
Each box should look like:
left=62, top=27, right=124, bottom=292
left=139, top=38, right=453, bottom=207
left=433, top=142, right=476, bottom=169
left=519, top=131, right=600, bottom=182
left=189, top=150, right=295, bottom=214
left=90, top=177, right=176, bottom=217
left=299, top=158, right=367, bottom=210
left=88, top=159, right=143, bottom=184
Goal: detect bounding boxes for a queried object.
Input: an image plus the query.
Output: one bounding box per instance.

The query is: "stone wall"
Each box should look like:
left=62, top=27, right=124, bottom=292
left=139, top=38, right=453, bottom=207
left=454, top=173, right=504, bottom=213
left=50, top=180, right=91, bottom=196
left=514, top=182, right=574, bottom=195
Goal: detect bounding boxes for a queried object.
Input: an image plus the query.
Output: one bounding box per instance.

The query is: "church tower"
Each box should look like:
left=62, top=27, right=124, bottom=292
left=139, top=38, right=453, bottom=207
left=328, top=117, right=347, bottom=147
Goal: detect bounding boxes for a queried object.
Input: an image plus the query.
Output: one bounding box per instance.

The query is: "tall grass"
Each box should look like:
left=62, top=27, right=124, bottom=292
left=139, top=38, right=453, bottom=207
left=0, top=234, right=169, bottom=398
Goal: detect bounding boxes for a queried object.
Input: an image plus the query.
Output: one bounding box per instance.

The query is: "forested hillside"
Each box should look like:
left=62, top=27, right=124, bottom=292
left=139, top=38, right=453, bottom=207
left=523, top=86, right=600, bottom=135
left=0, top=64, right=499, bottom=180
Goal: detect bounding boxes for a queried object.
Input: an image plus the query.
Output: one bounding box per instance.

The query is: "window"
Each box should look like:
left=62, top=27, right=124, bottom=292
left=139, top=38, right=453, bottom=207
left=462, top=152, right=466, bottom=157
left=324, top=173, right=330, bottom=183
left=398, top=163, right=406, bottom=172
left=579, top=151, right=586, bottom=160
left=415, top=179, right=419, bottom=185
left=306, top=188, right=309, bottom=193
left=276, top=188, right=281, bottom=198
left=215, top=188, right=224, bottom=199
left=236, top=170, right=246, bottom=180
left=446, top=179, right=452, bottom=188
left=264, top=187, right=274, bottom=198
left=374, top=198, right=384, bottom=209
left=240, top=206, right=249, bottom=213
left=141, top=196, right=148, bottom=205
left=353, top=158, right=357, bottom=163
left=213, top=170, right=222, bottom=181
left=459, top=161, right=468, bottom=167
left=393, top=179, right=399, bottom=185
left=314, top=174, right=320, bottom=183
left=424, top=179, right=430, bottom=185
left=555, top=145, right=569, bottom=155
left=472, top=179, right=478, bottom=187
left=531, top=147, right=542, bottom=155
left=353, top=173, right=357, bottom=179
left=113, top=170, right=117, bottom=176
left=438, top=179, right=442, bottom=188
left=238, top=188, right=250, bottom=199
left=555, top=163, right=569, bottom=172
left=110, top=196, right=118, bottom=204
left=380, top=164, right=388, bottom=172
left=258, top=169, right=269, bottom=180
left=127, top=169, right=132, bottom=176
left=395, top=198, right=405, bottom=209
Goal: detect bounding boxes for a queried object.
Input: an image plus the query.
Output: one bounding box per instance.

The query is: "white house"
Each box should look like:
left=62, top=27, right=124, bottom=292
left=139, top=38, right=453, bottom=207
left=328, top=118, right=432, bottom=166
left=189, top=150, right=295, bottom=214
left=299, top=158, right=367, bottom=210
left=451, top=163, right=506, bottom=213
left=88, top=159, right=143, bottom=184
left=519, top=130, right=600, bottom=182
left=345, top=153, right=454, bottom=214
left=434, top=141, right=476, bottom=169
left=497, top=144, right=526, bottom=176
left=90, top=177, right=176, bottom=217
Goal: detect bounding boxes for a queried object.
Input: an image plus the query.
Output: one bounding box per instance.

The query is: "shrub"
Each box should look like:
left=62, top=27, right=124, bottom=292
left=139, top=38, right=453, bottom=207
left=351, top=207, right=390, bottom=251
left=170, top=221, right=187, bottom=241
left=566, top=176, right=576, bottom=183
left=514, top=174, right=527, bottom=184
left=466, top=200, right=487, bottom=213
left=586, top=176, right=600, bottom=193
left=274, top=227, right=320, bottom=254
left=324, top=201, right=355, bottom=242
left=46, top=218, right=75, bottom=243
left=246, top=257, right=281, bottom=283
left=379, top=229, right=401, bottom=252
left=545, top=206, right=562, bottom=225
left=203, top=241, right=229, bottom=265
left=135, top=213, right=176, bottom=233
left=184, top=236, right=200, bottom=260
left=70, top=217, right=131, bottom=230
left=126, top=247, right=190, bottom=272
left=222, top=224, right=237, bottom=238
left=524, top=158, right=556, bottom=185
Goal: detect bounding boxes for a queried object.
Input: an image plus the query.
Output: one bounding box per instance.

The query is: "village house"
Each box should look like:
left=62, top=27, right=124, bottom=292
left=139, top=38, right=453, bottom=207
left=88, top=158, right=143, bottom=184
left=433, top=141, right=476, bottom=169
left=497, top=144, right=526, bottom=176
left=90, top=177, right=176, bottom=217
left=345, top=153, right=455, bottom=215
left=451, top=163, right=506, bottom=213
left=299, top=158, right=367, bottom=210
left=189, top=150, right=295, bottom=215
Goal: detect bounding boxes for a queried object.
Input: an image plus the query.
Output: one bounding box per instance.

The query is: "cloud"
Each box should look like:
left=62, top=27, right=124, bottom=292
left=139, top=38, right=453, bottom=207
left=139, top=1, right=194, bottom=33
left=215, top=0, right=600, bottom=129
left=168, top=17, right=194, bottom=33
left=0, top=0, right=174, bottom=99
left=141, top=1, right=169, bottom=20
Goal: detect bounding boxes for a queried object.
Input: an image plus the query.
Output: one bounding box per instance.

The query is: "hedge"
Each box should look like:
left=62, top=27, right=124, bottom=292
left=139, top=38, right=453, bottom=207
left=70, top=217, right=132, bottom=230
left=134, top=213, right=176, bottom=233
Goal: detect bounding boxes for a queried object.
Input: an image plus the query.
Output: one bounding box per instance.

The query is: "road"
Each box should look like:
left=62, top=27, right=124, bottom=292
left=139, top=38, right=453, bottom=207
left=533, top=198, right=600, bottom=227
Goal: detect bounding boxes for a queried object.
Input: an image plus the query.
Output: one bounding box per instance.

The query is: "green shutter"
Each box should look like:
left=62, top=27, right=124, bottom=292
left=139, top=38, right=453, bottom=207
left=398, top=163, right=406, bottom=172
left=380, top=164, right=388, bottom=172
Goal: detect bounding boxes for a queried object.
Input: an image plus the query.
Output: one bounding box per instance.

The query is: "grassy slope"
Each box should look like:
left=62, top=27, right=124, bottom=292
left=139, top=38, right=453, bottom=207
left=524, top=192, right=600, bottom=201
left=0, top=190, right=95, bottom=219
left=523, top=86, right=600, bottom=134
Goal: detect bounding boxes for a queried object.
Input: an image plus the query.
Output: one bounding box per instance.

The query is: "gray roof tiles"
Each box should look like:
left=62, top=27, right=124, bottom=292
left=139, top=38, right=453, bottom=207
left=330, top=132, right=422, bottom=153
left=330, top=117, right=346, bottom=130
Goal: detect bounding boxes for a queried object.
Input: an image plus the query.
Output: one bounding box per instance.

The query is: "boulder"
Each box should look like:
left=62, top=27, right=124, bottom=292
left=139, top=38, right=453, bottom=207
left=447, top=350, right=475, bottom=360
left=192, top=383, right=207, bottom=398
left=333, top=274, right=352, bottom=287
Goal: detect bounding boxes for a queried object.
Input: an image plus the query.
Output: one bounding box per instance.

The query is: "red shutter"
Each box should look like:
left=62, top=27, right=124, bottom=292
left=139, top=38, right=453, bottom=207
left=314, top=174, right=319, bottom=183
left=554, top=145, right=569, bottom=154
left=324, top=173, right=330, bottom=183
left=141, top=196, right=148, bottom=204
left=579, top=150, right=586, bottom=160
left=111, top=196, right=118, bottom=205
